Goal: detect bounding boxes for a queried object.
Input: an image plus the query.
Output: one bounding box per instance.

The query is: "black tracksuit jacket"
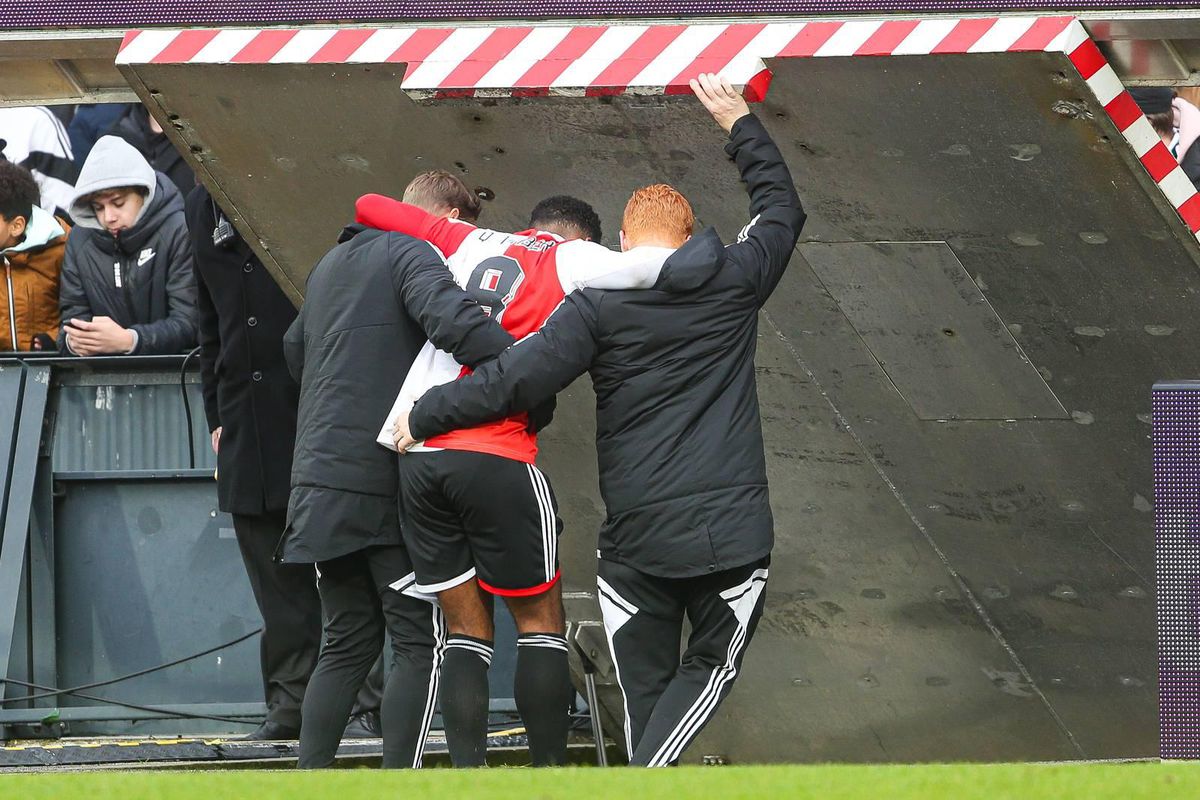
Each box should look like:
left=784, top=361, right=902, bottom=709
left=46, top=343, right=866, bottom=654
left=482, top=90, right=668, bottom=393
left=280, top=225, right=513, bottom=564
left=408, top=113, right=805, bottom=579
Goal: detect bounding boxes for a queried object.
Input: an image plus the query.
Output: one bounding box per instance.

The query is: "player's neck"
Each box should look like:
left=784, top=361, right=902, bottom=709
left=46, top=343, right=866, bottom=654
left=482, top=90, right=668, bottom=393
left=625, top=237, right=679, bottom=251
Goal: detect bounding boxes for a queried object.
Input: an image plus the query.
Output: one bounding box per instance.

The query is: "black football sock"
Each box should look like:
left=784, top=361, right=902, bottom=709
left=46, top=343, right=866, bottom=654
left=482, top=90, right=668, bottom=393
left=440, top=635, right=493, bottom=767
left=515, top=633, right=572, bottom=766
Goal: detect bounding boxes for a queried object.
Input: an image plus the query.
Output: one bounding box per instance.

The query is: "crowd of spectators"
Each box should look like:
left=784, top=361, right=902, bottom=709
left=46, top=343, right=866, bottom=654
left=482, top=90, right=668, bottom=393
left=0, top=102, right=196, bottom=355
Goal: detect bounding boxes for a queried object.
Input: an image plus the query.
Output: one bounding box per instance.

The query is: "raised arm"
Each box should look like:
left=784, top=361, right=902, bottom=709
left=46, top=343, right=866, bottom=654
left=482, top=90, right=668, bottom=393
left=389, top=235, right=514, bottom=368
left=356, top=194, right=477, bottom=259
left=693, top=73, right=805, bottom=305
left=405, top=292, right=601, bottom=443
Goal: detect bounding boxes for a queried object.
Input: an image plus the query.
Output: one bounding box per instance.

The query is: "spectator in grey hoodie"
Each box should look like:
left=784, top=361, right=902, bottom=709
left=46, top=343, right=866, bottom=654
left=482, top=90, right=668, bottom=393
left=60, top=135, right=195, bottom=356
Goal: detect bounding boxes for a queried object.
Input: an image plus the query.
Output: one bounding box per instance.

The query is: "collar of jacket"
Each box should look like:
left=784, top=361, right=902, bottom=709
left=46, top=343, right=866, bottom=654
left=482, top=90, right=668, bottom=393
left=2, top=206, right=65, bottom=257
left=337, top=223, right=370, bottom=244
left=653, top=227, right=726, bottom=293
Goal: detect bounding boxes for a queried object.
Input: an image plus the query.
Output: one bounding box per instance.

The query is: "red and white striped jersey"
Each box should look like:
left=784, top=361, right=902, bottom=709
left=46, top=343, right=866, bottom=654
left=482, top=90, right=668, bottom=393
left=360, top=194, right=672, bottom=463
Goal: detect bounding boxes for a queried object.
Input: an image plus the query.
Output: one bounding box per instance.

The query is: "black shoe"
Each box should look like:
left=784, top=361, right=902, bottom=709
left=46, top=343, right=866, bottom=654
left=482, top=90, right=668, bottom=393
left=240, top=720, right=301, bottom=741
left=343, top=711, right=382, bottom=739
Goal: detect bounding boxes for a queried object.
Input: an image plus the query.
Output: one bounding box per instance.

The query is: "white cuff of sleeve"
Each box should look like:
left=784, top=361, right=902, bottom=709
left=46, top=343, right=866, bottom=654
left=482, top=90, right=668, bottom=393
left=124, top=329, right=139, bottom=355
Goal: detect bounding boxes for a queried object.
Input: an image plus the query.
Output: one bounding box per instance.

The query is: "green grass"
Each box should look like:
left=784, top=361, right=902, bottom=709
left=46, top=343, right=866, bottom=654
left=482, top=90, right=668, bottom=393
left=2, top=763, right=1199, bottom=800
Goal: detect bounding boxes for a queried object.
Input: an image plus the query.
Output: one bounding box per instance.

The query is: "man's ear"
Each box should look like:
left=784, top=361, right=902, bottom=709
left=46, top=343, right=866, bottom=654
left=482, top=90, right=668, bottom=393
left=447, top=207, right=461, bottom=220
left=11, top=215, right=27, bottom=239
left=619, top=229, right=629, bottom=252
left=684, top=234, right=692, bottom=242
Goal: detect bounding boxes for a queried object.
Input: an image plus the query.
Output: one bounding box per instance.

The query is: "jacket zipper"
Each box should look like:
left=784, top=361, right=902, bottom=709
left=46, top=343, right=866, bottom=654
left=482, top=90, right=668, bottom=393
left=4, top=260, right=16, bottom=350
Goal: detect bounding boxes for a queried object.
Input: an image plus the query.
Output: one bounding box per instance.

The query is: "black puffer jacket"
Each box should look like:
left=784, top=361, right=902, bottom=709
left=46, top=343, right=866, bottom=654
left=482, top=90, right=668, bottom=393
left=59, top=136, right=196, bottom=355
left=280, top=225, right=514, bottom=564
left=408, top=114, right=805, bottom=578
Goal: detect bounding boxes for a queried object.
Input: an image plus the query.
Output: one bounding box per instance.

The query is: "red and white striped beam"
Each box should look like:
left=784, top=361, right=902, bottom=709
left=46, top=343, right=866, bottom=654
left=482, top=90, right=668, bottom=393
left=116, top=17, right=1200, bottom=239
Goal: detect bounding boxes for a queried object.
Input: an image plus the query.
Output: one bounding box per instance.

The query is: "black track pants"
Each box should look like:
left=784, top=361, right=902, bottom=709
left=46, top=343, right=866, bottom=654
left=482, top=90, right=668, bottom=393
left=595, top=556, right=769, bottom=767
left=298, top=546, right=444, bottom=769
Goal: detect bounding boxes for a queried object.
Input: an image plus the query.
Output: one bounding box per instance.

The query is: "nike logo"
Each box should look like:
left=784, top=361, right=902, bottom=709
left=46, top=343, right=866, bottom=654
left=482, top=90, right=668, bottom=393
left=137, top=248, right=155, bottom=267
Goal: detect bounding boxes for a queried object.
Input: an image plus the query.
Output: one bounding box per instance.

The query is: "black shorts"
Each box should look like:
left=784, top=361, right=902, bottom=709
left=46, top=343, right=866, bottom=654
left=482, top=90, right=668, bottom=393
left=397, top=449, right=563, bottom=597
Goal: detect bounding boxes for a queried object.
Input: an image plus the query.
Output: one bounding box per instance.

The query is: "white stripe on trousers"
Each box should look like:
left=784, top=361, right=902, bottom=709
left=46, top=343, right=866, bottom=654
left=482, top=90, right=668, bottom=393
left=644, top=618, right=750, bottom=767
left=412, top=603, right=447, bottom=768
left=526, top=464, right=556, bottom=583
left=596, top=575, right=639, bottom=759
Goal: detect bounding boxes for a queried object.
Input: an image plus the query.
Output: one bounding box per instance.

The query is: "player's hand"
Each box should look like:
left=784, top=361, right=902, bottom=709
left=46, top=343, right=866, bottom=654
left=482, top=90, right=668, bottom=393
left=211, top=426, right=222, bottom=455
left=393, top=412, right=417, bottom=454
left=690, top=73, right=750, bottom=134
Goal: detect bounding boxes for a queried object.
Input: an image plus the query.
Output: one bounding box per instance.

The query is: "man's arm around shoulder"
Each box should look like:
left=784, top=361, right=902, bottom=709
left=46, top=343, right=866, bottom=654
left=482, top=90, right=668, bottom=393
left=406, top=291, right=601, bottom=443
left=388, top=234, right=514, bottom=366
left=357, top=194, right=476, bottom=258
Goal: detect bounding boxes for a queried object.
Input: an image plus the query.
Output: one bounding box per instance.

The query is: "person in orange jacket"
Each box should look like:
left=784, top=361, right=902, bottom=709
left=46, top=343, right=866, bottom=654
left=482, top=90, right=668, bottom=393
left=0, top=159, right=69, bottom=352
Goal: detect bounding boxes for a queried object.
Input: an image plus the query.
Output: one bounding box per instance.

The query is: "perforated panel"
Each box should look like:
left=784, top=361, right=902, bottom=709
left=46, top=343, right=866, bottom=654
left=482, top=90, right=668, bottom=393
left=1154, top=381, right=1200, bottom=760
left=4, top=1, right=1200, bottom=30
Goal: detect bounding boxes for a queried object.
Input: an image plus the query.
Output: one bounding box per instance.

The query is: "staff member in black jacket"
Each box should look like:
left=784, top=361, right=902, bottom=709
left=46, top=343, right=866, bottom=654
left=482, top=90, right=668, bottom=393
left=393, top=74, right=805, bottom=767
left=186, top=184, right=328, bottom=740
left=281, top=205, right=515, bottom=769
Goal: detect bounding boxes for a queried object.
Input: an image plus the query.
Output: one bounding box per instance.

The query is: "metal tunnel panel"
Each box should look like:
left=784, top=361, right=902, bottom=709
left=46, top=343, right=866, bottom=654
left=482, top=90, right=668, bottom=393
left=800, top=241, right=1068, bottom=421
left=120, top=46, right=1189, bottom=762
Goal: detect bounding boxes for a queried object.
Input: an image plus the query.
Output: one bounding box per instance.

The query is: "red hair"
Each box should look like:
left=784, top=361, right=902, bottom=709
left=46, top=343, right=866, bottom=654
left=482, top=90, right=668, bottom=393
left=622, top=184, right=694, bottom=247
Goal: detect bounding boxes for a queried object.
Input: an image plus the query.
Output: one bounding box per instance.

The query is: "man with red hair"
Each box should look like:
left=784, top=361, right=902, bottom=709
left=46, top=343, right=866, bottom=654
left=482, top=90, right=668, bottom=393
left=393, top=73, right=804, bottom=766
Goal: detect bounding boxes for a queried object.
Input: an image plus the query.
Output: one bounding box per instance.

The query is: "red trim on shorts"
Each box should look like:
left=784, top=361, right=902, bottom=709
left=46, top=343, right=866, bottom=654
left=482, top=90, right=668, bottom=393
left=478, top=571, right=560, bottom=597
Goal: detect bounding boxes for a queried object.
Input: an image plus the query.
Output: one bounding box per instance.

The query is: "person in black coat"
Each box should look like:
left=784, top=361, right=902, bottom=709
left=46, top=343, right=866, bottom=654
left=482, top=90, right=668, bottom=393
left=69, top=103, right=132, bottom=164
left=281, top=216, right=514, bottom=769
left=393, top=75, right=805, bottom=766
left=106, top=104, right=196, bottom=198
left=187, top=184, right=383, bottom=741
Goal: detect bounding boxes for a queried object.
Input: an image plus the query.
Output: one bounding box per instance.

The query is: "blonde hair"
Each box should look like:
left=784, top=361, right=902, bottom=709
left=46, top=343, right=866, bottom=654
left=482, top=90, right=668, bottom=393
left=403, top=170, right=482, bottom=222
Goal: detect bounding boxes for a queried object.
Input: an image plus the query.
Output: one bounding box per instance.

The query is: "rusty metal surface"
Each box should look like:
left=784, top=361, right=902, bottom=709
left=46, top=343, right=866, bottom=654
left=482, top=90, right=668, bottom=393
left=121, top=49, right=1191, bottom=762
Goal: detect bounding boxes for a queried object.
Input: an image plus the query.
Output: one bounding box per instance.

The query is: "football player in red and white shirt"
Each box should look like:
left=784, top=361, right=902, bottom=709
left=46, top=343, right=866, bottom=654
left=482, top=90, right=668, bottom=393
left=358, top=187, right=671, bottom=767
left=367, top=194, right=671, bottom=463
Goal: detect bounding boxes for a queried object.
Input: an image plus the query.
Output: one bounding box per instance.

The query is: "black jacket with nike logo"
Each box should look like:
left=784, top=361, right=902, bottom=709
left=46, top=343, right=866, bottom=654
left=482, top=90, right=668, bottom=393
left=59, top=136, right=196, bottom=356
left=409, top=113, right=805, bottom=578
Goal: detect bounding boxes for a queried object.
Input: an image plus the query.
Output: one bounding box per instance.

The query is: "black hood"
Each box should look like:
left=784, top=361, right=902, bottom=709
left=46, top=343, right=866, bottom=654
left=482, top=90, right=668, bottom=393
left=91, top=172, right=183, bottom=256
left=654, top=227, right=726, bottom=293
